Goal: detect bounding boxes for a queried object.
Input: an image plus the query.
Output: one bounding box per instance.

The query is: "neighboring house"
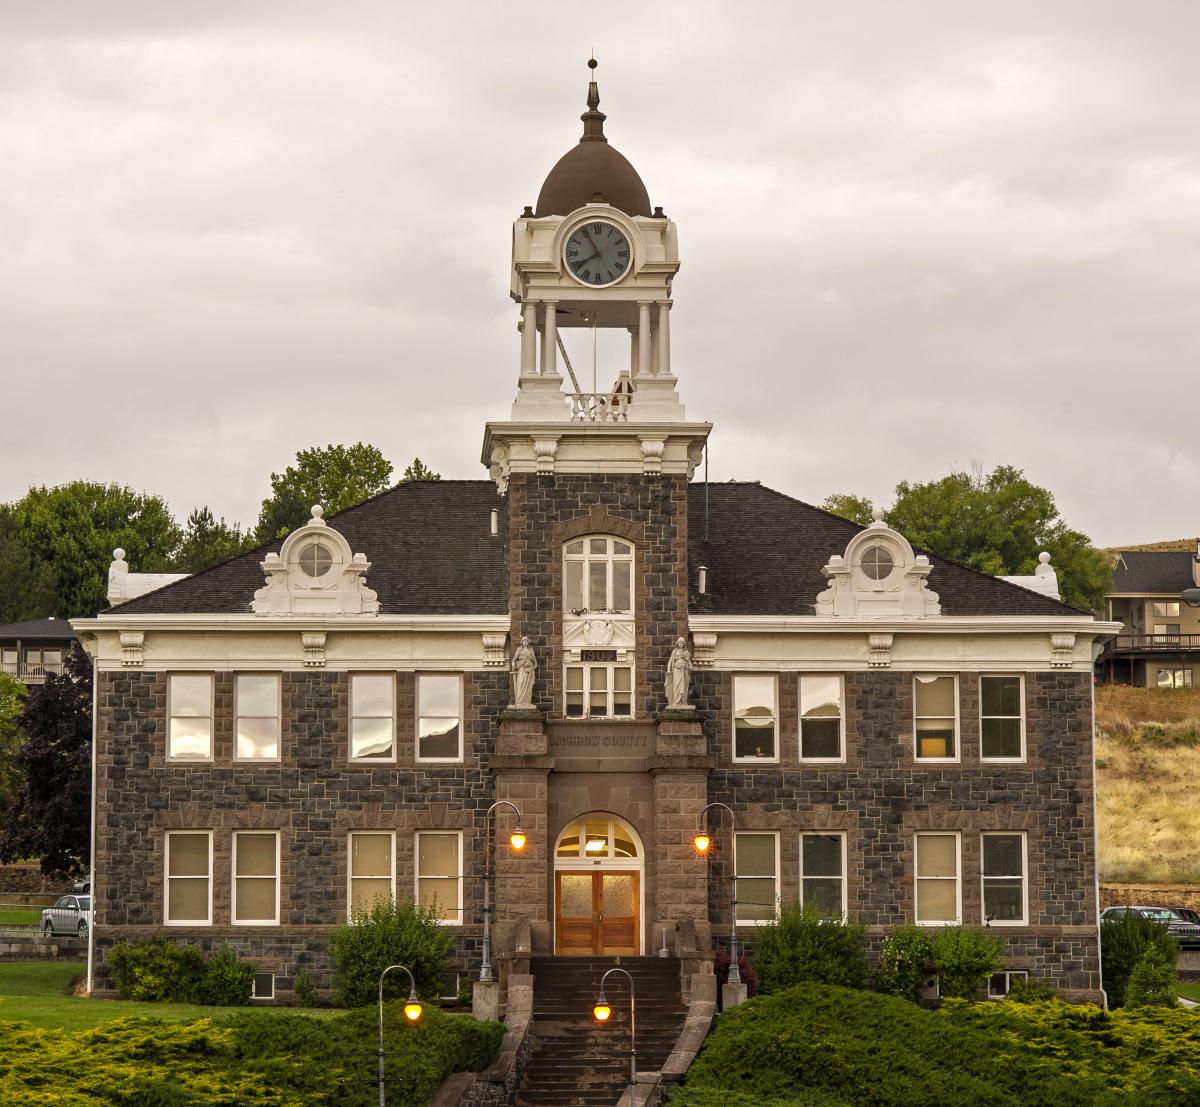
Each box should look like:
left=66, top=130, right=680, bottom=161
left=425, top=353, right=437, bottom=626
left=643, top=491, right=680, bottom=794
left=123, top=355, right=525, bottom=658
left=1099, top=542, right=1200, bottom=687
left=0, top=618, right=77, bottom=685
left=71, top=71, right=1116, bottom=1006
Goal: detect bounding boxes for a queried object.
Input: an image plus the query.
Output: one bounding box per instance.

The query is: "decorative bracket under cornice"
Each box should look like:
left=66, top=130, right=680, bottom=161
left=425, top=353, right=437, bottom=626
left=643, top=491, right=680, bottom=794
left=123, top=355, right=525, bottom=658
left=482, top=633, right=508, bottom=667
left=302, top=631, right=327, bottom=667
left=691, top=632, right=717, bottom=666
left=119, top=631, right=144, bottom=667
left=1050, top=633, right=1076, bottom=668
left=867, top=633, right=893, bottom=668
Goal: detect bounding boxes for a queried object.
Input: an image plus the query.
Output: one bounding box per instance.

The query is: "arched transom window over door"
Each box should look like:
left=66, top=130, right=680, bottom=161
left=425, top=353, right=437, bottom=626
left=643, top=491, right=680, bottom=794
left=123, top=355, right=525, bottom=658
left=554, top=814, right=642, bottom=956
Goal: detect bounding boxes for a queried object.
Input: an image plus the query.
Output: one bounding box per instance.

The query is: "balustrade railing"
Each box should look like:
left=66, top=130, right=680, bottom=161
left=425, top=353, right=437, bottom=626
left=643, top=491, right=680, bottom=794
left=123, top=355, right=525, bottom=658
left=1104, top=634, right=1200, bottom=654
left=570, top=391, right=629, bottom=423
left=0, top=662, right=64, bottom=682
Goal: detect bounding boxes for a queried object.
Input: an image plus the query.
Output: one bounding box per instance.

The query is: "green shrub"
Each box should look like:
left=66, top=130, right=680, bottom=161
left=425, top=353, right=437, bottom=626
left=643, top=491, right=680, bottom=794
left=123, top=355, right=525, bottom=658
left=1101, top=911, right=1179, bottom=1008
left=108, top=937, right=206, bottom=1002
left=1125, top=944, right=1177, bottom=1008
left=196, top=945, right=254, bottom=1007
left=1004, top=975, right=1057, bottom=1003
left=294, top=969, right=320, bottom=1008
left=328, top=898, right=454, bottom=1008
left=751, top=902, right=868, bottom=994
left=930, top=927, right=1004, bottom=1001
left=876, top=926, right=933, bottom=1001
left=666, top=983, right=1200, bottom=1107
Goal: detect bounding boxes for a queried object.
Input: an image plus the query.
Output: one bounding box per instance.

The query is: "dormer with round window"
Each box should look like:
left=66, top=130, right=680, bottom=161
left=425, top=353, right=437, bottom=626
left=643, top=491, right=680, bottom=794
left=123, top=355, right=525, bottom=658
left=251, top=505, right=379, bottom=616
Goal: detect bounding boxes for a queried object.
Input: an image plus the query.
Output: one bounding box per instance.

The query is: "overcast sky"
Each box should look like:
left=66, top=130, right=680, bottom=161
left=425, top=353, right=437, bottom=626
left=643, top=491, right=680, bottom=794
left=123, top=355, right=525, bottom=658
left=2, top=1, right=1195, bottom=547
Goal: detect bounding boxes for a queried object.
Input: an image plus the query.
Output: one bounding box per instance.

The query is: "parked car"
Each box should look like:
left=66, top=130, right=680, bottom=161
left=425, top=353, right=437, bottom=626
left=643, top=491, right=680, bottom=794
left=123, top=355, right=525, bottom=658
left=1168, top=907, right=1200, bottom=926
left=40, top=895, right=91, bottom=938
left=1100, top=905, right=1200, bottom=949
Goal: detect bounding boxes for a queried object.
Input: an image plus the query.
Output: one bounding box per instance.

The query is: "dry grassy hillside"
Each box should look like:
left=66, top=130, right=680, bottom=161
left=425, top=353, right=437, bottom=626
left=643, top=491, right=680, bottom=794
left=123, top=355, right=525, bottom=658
left=1096, top=686, right=1200, bottom=884
left=1101, top=539, right=1194, bottom=554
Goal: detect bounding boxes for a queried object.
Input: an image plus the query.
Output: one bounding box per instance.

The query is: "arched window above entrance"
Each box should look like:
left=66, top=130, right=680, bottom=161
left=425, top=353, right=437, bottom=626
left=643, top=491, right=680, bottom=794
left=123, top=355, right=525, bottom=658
left=555, top=814, right=640, bottom=862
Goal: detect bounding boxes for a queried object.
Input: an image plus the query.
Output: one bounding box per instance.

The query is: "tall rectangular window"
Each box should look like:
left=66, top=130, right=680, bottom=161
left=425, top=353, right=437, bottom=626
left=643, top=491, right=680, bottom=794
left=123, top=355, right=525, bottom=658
left=348, top=832, right=394, bottom=917
left=563, top=537, right=633, bottom=613
left=565, top=664, right=633, bottom=718
left=351, top=674, right=395, bottom=760
left=980, top=675, right=1024, bottom=761
left=915, top=832, right=960, bottom=925
left=914, top=675, right=957, bottom=760
left=800, top=832, right=846, bottom=918
left=734, top=832, right=779, bottom=925
left=799, top=675, right=844, bottom=760
left=165, top=831, right=212, bottom=925
left=416, top=831, right=463, bottom=925
left=417, top=675, right=462, bottom=761
left=733, top=675, right=777, bottom=761
left=168, top=674, right=213, bottom=761
left=981, top=833, right=1027, bottom=925
left=236, top=674, right=280, bottom=760
left=233, top=831, right=280, bottom=925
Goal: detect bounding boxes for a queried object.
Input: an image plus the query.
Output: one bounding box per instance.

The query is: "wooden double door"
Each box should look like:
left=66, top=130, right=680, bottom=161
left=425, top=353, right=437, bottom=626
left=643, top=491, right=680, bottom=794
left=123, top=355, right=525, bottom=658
left=555, top=870, right=640, bottom=956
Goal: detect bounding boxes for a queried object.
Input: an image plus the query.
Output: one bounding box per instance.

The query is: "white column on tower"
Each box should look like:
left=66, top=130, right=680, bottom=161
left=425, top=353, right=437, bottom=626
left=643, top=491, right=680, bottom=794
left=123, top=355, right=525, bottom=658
left=541, top=301, right=559, bottom=377
left=629, top=327, right=640, bottom=377
left=637, top=301, right=653, bottom=378
left=520, top=301, right=537, bottom=375
left=657, top=300, right=672, bottom=376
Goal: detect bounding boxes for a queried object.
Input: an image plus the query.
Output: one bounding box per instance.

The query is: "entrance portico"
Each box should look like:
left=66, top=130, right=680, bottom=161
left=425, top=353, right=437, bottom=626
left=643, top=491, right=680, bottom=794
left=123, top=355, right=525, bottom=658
left=554, top=813, right=642, bottom=955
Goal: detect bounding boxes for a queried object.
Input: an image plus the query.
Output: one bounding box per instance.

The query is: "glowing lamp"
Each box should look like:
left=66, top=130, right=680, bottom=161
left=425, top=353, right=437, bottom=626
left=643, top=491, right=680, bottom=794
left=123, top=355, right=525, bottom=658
left=404, top=1000, right=424, bottom=1022
left=510, top=829, right=527, bottom=851
left=693, top=833, right=711, bottom=854
left=593, top=997, right=612, bottom=1022
left=585, top=838, right=607, bottom=853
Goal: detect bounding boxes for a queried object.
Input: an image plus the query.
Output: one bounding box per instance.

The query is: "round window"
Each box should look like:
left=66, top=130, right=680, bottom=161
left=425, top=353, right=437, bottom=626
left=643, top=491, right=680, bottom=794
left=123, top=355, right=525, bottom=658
left=297, top=542, right=334, bottom=578
left=860, top=545, right=895, bottom=580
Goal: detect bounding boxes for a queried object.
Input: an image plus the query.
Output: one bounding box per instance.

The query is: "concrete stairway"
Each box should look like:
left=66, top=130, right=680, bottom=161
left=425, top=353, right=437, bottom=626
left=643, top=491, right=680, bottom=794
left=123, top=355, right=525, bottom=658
left=516, top=956, right=688, bottom=1107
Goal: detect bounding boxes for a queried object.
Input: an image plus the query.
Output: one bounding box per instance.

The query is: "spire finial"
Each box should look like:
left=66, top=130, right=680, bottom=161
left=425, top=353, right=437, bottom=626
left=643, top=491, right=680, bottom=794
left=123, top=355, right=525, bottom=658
left=581, top=55, right=606, bottom=143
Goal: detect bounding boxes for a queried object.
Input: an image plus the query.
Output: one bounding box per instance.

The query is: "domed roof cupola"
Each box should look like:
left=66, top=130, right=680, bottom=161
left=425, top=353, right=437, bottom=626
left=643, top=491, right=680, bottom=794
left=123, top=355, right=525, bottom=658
left=535, top=60, right=652, bottom=218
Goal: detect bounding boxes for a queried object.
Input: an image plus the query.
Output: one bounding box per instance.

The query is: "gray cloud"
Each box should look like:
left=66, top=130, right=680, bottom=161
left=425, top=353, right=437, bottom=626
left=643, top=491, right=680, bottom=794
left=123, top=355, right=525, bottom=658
left=1, top=1, right=1195, bottom=546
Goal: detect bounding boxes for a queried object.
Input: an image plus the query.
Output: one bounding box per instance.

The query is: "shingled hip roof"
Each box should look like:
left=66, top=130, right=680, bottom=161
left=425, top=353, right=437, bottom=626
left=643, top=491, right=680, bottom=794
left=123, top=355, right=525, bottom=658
left=1110, top=551, right=1198, bottom=595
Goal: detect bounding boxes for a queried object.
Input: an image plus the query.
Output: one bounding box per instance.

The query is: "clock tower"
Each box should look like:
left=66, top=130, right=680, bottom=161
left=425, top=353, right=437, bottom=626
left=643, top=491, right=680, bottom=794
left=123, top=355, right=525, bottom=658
left=484, top=60, right=710, bottom=489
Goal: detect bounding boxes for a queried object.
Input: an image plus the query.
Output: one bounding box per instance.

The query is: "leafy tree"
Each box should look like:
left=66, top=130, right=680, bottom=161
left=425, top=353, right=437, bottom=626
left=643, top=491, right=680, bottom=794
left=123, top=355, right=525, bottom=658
left=825, top=465, right=1110, bottom=612
left=173, top=506, right=252, bottom=574
left=1101, top=911, right=1179, bottom=1008
left=0, top=674, right=27, bottom=825
left=0, top=645, right=92, bottom=874
left=1124, top=944, right=1177, bottom=1008
left=0, top=506, right=57, bottom=623
left=752, top=901, right=869, bottom=994
left=255, top=443, right=393, bottom=542
left=930, top=926, right=1004, bottom=1000
left=821, top=493, right=875, bottom=527
left=401, top=458, right=441, bottom=482
left=9, top=482, right=180, bottom=618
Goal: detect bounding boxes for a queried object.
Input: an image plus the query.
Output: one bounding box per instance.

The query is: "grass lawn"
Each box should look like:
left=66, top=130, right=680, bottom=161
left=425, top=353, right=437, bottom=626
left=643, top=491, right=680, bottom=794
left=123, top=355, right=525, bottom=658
left=1179, top=981, right=1200, bottom=1003
left=0, top=961, right=340, bottom=1031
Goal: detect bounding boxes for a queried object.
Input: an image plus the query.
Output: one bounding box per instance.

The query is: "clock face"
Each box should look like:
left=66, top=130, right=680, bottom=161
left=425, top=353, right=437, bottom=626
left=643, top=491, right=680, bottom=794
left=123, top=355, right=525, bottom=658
left=564, top=221, right=631, bottom=286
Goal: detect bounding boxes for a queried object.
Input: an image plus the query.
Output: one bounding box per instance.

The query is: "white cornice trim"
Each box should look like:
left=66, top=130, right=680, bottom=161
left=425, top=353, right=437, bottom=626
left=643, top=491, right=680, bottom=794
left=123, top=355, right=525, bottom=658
left=688, top=615, right=1121, bottom=638
left=73, top=614, right=511, bottom=637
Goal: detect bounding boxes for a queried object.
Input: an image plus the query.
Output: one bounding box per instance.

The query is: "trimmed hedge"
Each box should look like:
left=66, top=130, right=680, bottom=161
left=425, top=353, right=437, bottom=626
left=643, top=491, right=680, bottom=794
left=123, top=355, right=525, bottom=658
left=0, top=1002, right=504, bottom=1106
left=107, top=938, right=255, bottom=1006
left=667, top=983, right=1200, bottom=1107
left=751, top=902, right=868, bottom=994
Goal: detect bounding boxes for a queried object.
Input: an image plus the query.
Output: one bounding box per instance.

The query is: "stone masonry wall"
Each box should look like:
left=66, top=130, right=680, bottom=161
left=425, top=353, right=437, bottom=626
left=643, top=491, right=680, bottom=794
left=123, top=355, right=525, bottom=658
left=93, top=668, right=508, bottom=996
left=506, top=473, right=689, bottom=718
left=692, top=668, right=1101, bottom=1000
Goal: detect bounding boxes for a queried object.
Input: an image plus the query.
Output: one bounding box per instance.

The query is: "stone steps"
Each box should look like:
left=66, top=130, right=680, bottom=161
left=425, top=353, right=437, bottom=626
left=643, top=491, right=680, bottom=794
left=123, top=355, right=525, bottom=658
left=516, top=957, right=688, bottom=1107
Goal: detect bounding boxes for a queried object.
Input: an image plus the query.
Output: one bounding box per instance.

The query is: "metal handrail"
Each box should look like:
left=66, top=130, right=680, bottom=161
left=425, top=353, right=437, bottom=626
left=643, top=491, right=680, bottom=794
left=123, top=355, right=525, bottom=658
left=1104, top=634, right=1200, bottom=653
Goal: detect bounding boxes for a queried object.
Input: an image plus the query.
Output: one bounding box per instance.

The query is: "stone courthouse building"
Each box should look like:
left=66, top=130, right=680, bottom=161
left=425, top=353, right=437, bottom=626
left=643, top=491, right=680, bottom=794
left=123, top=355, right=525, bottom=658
left=75, top=67, right=1115, bottom=1005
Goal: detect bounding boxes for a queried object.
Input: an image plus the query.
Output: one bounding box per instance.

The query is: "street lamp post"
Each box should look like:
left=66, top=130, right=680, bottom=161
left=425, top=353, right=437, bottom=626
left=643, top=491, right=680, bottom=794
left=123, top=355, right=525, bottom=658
left=692, top=800, right=740, bottom=985
left=593, top=966, right=637, bottom=1104
left=480, top=799, right=526, bottom=983
left=377, top=963, right=423, bottom=1107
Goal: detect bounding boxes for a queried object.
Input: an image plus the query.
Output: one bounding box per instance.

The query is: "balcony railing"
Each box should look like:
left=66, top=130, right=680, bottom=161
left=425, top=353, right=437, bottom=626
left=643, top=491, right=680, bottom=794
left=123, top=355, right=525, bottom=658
left=1104, top=634, right=1200, bottom=655
left=570, top=391, right=629, bottom=423
left=0, top=662, right=64, bottom=683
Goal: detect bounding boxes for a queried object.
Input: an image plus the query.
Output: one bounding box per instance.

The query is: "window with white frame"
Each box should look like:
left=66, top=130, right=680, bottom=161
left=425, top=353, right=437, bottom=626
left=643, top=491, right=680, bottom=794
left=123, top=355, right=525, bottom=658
left=915, top=832, right=960, bottom=925
left=565, top=663, right=633, bottom=718
left=1152, top=601, right=1181, bottom=618
left=417, top=675, right=462, bottom=761
left=168, top=674, right=213, bottom=761
left=416, top=831, right=463, bottom=925
left=564, top=537, right=633, bottom=614
left=351, top=673, right=395, bottom=760
left=233, top=831, right=280, bottom=925
left=733, top=675, right=777, bottom=761
left=236, top=674, right=280, bottom=760
left=987, top=970, right=1028, bottom=999
left=800, top=832, right=846, bottom=918
left=914, top=675, right=957, bottom=760
left=799, top=675, right=843, bottom=760
left=348, top=832, right=394, bottom=916
left=165, top=831, right=212, bottom=925
left=1158, top=668, right=1193, bottom=689
left=734, top=832, right=779, bottom=924
left=980, top=675, right=1024, bottom=760
left=982, top=833, right=1027, bottom=925
left=252, top=973, right=275, bottom=1001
